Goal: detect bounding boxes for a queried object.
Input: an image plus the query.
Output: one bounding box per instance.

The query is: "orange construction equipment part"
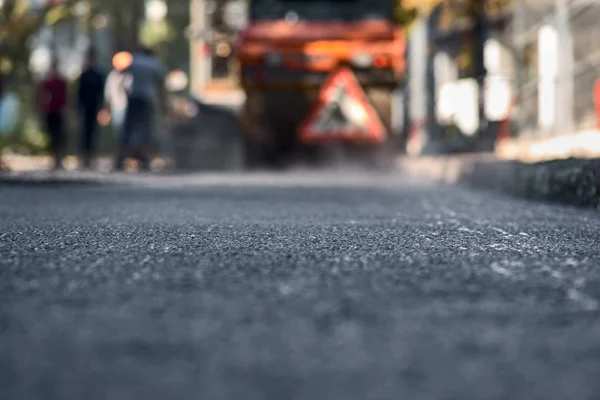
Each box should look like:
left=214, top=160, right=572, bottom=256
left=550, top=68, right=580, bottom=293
left=594, top=79, right=600, bottom=130
left=298, top=67, right=387, bottom=144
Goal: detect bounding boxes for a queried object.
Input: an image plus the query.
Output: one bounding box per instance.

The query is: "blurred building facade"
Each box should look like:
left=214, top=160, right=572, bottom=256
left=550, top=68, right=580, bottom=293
left=507, top=0, right=600, bottom=137
left=189, top=0, right=246, bottom=96
left=406, top=0, right=599, bottom=154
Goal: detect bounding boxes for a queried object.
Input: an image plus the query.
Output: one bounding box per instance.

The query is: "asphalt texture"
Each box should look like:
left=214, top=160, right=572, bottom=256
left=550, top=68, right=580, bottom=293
left=1, top=171, right=600, bottom=400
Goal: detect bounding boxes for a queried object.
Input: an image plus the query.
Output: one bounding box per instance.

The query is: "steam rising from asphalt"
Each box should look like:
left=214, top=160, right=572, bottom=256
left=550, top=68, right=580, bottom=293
left=166, top=95, right=399, bottom=176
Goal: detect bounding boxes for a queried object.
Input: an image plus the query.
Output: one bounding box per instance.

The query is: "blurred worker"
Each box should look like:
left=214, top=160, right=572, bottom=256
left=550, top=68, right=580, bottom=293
left=37, top=61, right=68, bottom=170
left=0, top=72, right=21, bottom=141
left=214, top=42, right=232, bottom=78
left=114, top=46, right=167, bottom=172
left=104, top=68, right=129, bottom=133
left=76, top=49, right=106, bottom=169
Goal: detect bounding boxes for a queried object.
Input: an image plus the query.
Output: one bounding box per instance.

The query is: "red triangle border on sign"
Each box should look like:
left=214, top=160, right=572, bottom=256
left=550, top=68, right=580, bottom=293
left=298, top=67, right=387, bottom=143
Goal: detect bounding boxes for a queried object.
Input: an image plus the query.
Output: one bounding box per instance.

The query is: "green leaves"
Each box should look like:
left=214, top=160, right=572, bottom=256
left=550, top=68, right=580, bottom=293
left=140, top=19, right=176, bottom=48
left=395, top=0, right=514, bottom=32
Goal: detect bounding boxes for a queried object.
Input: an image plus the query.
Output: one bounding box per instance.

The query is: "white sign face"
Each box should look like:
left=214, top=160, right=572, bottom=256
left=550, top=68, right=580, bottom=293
left=310, top=86, right=370, bottom=134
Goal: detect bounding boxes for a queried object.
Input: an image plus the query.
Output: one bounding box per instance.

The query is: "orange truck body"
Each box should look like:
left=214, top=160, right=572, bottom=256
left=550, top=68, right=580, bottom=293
left=237, top=19, right=406, bottom=89
left=234, top=1, right=407, bottom=167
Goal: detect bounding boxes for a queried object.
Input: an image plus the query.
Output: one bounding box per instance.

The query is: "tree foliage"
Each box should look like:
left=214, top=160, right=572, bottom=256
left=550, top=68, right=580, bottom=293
left=0, top=0, right=77, bottom=82
left=396, top=0, right=513, bottom=32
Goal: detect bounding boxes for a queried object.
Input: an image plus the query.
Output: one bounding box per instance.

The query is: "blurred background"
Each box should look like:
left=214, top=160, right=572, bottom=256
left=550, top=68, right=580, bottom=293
left=1, top=0, right=598, bottom=166
left=0, top=0, right=244, bottom=158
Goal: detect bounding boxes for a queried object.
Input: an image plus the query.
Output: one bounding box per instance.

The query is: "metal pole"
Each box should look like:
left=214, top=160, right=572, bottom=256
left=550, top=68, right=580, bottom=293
left=189, top=0, right=211, bottom=97
left=189, top=0, right=201, bottom=96
left=425, top=9, right=441, bottom=153
left=512, top=0, right=525, bottom=137
left=554, top=0, right=574, bottom=133
left=205, top=2, right=213, bottom=86
left=474, top=0, right=489, bottom=149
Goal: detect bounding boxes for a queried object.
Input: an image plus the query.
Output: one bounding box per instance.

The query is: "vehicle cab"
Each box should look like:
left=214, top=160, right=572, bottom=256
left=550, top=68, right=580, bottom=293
left=236, top=0, right=406, bottom=89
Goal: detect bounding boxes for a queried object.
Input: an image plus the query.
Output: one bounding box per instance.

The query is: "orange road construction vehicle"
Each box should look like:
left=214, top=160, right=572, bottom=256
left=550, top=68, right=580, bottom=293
left=236, top=0, right=406, bottom=168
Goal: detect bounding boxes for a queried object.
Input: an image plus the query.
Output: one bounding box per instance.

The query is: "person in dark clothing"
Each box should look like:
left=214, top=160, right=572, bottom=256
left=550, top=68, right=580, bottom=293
left=37, top=61, right=68, bottom=170
left=77, top=50, right=105, bottom=169
left=114, top=46, right=166, bottom=172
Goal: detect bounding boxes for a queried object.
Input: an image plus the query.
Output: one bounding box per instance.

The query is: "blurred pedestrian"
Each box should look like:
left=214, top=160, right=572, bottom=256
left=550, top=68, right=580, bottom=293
left=0, top=72, right=21, bottom=142
left=114, top=45, right=167, bottom=172
left=104, top=68, right=129, bottom=134
left=76, top=49, right=106, bottom=169
left=36, top=60, right=68, bottom=170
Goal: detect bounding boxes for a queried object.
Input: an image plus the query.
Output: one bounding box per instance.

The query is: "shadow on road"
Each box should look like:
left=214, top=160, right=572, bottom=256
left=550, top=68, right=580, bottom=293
left=0, top=174, right=106, bottom=187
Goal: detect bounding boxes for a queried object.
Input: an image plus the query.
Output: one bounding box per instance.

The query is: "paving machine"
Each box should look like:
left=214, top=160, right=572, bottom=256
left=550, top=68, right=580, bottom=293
left=235, top=0, right=407, bottom=168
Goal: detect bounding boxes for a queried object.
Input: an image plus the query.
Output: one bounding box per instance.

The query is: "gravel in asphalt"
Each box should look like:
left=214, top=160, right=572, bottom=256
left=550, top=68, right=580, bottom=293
left=1, top=172, right=599, bottom=399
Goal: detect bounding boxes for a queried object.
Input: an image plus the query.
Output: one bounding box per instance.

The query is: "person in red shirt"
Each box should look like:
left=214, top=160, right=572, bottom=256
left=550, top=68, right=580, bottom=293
left=37, top=61, right=68, bottom=170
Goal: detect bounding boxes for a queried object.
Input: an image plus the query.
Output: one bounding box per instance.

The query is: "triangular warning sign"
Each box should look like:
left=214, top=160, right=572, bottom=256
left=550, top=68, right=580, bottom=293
left=299, top=67, right=387, bottom=143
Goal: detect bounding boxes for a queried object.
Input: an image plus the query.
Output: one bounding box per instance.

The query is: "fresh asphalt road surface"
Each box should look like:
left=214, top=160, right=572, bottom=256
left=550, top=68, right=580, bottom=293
left=1, top=171, right=600, bottom=399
